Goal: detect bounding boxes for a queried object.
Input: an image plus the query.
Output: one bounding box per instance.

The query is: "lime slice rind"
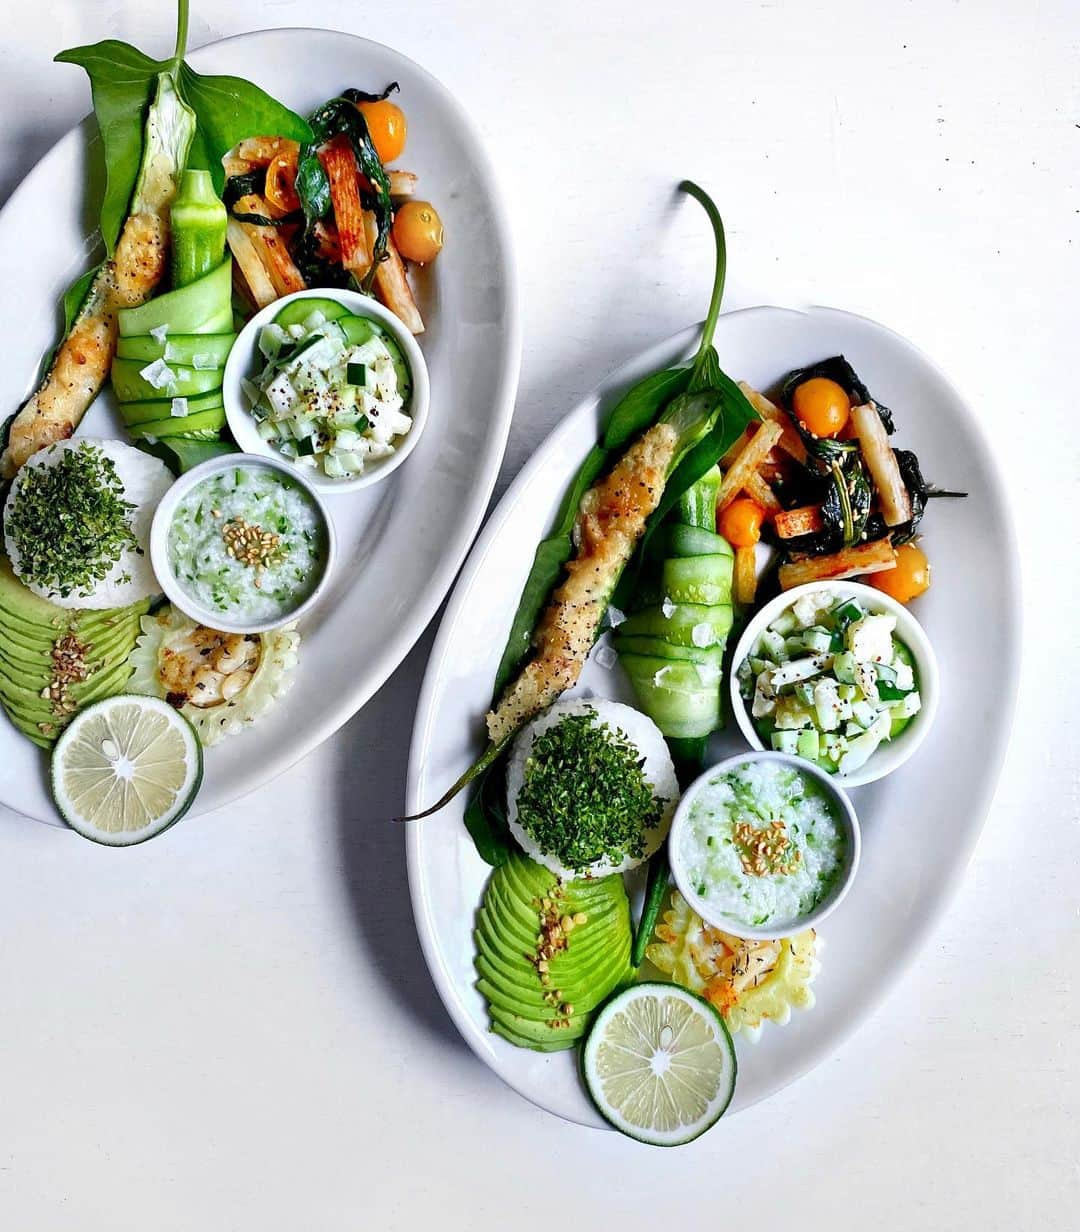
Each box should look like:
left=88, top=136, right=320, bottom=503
left=50, top=695, right=202, bottom=845
left=582, top=982, right=736, bottom=1146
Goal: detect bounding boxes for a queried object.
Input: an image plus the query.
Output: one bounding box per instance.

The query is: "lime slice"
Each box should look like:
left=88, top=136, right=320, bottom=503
left=581, top=982, right=736, bottom=1145
left=50, top=695, right=202, bottom=845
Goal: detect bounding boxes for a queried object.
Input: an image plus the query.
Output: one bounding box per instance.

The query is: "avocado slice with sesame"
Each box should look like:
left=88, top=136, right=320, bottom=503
left=473, top=854, right=633, bottom=1052
left=489, top=1021, right=582, bottom=1053
left=0, top=553, right=147, bottom=747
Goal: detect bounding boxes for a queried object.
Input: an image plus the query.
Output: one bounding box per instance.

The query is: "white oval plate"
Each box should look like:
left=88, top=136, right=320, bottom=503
left=406, top=306, right=1020, bottom=1128
left=0, top=29, right=520, bottom=823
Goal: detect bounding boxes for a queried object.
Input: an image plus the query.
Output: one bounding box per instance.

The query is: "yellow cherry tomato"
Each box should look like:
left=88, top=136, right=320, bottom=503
left=718, top=498, right=767, bottom=548
left=792, top=377, right=851, bottom=438
left=392, top=201, right=445, bottom=264
left=870, top=542, right=931, bottom=604
left=357, top=99, right=407, bottom=164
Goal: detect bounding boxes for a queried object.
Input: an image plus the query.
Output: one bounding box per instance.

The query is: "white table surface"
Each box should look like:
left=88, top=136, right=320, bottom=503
left=1, top=2, right=1077, bottom=1227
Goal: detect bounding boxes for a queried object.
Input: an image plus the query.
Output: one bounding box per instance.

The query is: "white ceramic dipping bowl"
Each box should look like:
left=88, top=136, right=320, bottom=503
left=729, top=580, right=940, bottom=788
left=149, top=452, right=336, bottom=635
left=668, top=750, right=862, bottom=941
left=222, top=288, right=430, bottom=495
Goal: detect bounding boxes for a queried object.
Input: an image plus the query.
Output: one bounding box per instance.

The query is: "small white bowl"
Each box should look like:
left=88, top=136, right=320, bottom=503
left=222, top=288, right=430, bottom=495
left=149, top=452, right=336, bottom=635
left=668, top=751, right=861, bottom=941
left=730, top=580, right=940, bottom=788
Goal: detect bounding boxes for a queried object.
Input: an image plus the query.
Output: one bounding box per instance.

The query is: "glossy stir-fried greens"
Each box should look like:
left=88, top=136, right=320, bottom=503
left=726, top=355, right=964, bottom=598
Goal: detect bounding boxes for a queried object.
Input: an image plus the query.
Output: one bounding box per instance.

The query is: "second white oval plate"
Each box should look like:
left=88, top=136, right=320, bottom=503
left=406, top=306, right=1020, bottom=1128
left=0, top=29, right=520, bottom=823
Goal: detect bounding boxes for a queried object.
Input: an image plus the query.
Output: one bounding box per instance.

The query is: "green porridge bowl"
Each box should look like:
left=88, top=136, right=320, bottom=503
left=668, top=751, right=861, bottom=941
left=149, top=453, right=336, bottom=635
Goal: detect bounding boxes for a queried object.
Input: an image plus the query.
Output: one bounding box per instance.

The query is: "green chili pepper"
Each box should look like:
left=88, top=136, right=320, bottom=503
left=631, top=850, right=670, bottom=967
left=170, top=169, right=228, bottom=288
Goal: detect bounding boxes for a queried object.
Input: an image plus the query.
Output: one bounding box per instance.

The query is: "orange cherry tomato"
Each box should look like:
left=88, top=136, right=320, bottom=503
left=357, top=99, right=407, bottom=164
left=392, top=201, right=445, bottom=264
left=870, top=542, right=931, bottom=604
left=792, top=377, right=851, bottom=438
left=718, top=498, right=767, bottom=548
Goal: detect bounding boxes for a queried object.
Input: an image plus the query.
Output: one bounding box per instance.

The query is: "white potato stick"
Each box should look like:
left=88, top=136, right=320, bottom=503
left=778, top=539, right=897, bottom=590
left=851, top=402, right=913, bottom=527
left=363, top=212, right=425, bottom=334
left=717, top=420, right=784, bottom=511
left=744, top=470, right=782, bottom=514
left=388, top=170, right=418, bottom=198
left=227, top=219, right=277, bottom=308
left=737, top=381, right=807, bottom=463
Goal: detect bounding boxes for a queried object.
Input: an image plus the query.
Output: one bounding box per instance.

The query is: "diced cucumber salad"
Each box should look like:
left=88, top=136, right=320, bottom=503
left=243, top=300, right=413, bottom=479
left=737, top=589, right=922, bottom=776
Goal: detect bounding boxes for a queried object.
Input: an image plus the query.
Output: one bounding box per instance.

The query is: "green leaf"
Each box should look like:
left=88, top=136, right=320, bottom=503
left=178, top=63, right=311, bottom=194
left=603, top=366, right=691, bottom=450
left=492, top=443, right=608, bottom=699
left=55, top=40, right=164, bottom=253
left=648, top=372, right=759, bottom=539
left=396, top=738, right=506, bottom=822
left=61, top=266, right=100, bottom=334
left=612, top=373, right=758, bottom=611
left=679, top=179, right=727, bottom=384
left=463, top=757, right=514, bottom=867
left=294, top=151, right=331, bottom=222
left=135, top=435, right=238, bottom=475
left=57, top=0, right=311, bottom=252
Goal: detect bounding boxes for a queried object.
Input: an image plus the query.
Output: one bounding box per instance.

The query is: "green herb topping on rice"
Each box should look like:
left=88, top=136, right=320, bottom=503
left=5, top=443, right=139, bottom=598
left=515, top=708, right=668, bottom=873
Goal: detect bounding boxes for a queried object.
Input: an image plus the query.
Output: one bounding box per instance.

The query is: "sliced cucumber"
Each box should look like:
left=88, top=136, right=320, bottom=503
left=620, top=654, right=721, bottom=739
left=118, top=257, right=233, bottom=336
left=661, top=554, right=733, bottom=606
left=273, top=297, right=350, bottom=329
left=199, top=307, right=236, bottom=335
left=116, top=332, right=236, bottom=366
left=618, top=602, right=734, bottom=649
left=111, top=358, right=224, bottom=403
left=126, top=405, right=227, bottom=438
left=119, top=390, right=224, bottom=426
left=648, top=524, right=733, bottom=561
left=338, top=314, right=413, bottom=403
left=337, top=314, right=380, bottom=348
left=612, top=634, right=724, bottom=667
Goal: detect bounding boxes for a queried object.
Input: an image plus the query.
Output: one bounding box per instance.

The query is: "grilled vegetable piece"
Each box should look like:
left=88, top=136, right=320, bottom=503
left=716, top=420, right=782, bottom=512
left=851, top=400, right=912, bottom=527
left=774, top=504, right=824, bottom=540
left=778, top=538, right=897, bottom=590
left=1, top=74, right=194, bottom=478
left=486, top=422, right=679, bottom=746
left=319, top=135, right=372, bottom=276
